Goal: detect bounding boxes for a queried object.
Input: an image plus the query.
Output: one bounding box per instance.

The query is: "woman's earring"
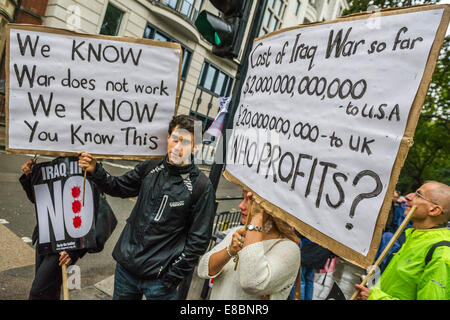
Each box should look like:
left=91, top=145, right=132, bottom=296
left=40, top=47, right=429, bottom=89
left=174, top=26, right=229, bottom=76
left=264, top=219, right=273, bottom=233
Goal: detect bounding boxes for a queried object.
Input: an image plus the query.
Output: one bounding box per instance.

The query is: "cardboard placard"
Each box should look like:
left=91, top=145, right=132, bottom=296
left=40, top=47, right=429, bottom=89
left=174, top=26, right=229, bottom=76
left=30, top=156, right=99, bottom=254
left=224, top=4, right=449, bottom=268
left=6, top=24, right=182, bottom=159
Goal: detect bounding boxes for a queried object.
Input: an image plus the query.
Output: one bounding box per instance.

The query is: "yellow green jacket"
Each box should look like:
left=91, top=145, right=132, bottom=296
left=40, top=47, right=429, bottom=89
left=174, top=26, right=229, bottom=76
left=368, top=227, right=450, bottom=300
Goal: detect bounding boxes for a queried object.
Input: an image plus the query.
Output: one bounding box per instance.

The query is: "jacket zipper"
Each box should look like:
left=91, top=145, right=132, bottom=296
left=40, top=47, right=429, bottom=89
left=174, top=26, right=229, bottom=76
left=154, top=195, right=168, bottom=221
left=157, top=266, right=163, bottom=278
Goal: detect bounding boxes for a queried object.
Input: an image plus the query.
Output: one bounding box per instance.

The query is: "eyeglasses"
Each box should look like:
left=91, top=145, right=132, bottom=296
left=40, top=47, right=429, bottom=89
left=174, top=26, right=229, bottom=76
left=415, top=191, right=440, bottom=206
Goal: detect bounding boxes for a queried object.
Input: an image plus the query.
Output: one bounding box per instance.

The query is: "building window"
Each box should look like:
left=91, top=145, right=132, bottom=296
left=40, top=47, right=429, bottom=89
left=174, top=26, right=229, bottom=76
left=166, top=0, right=178, bottom=10
left=270, top=17, right=278, bottom=32
left=157, top=0, right=196, bottom=20
left=199, top=62, right=233, bottom=97
left=193, top=0, right=204, bottom=20
left=180, top=0, right=194, bottom=17
left=294, top=0, right=301, bottom=16
left=260, top=0, right=286, bottom=35
left=144, top=24, right=192, bottom=80
left=189, top=110, right=213, bottom=132
left=100, top=3, right=124, bottom=36
left=180, top=50, right=192, bottom=80
left=263, top=10, right=271, bottom=28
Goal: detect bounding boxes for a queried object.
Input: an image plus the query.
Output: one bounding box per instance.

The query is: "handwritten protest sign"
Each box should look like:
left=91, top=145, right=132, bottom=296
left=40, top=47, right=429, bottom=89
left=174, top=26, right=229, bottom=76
left=6, top=25, right=182, bottom=159
left=224, top=5, right=449, bottom=268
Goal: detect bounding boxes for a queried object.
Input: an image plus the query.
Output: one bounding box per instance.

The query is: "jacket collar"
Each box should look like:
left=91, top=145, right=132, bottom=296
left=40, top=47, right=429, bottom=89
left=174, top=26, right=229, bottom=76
left=163, top=154, right=195, bottom=175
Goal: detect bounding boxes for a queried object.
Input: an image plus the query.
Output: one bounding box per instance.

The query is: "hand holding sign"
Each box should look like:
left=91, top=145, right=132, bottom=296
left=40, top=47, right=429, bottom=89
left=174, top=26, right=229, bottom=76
left=229, top=228, right=246, bottom=256
left=78, top=152, right=97, bottom=173
left=58, top=251, right=72, bottom=266
left=21, top=156, right=37, bottom=175
left=354, top=284, right=370, bottom=300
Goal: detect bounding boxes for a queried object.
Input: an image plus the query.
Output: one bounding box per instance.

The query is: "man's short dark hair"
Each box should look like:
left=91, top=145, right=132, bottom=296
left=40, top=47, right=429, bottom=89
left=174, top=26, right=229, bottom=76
left=168, top=114, right=196, bottom=135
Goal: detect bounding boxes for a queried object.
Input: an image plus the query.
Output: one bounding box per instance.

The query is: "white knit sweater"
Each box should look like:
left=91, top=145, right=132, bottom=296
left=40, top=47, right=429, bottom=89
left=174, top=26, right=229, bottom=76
left=197, top=227, right=301, bottom=300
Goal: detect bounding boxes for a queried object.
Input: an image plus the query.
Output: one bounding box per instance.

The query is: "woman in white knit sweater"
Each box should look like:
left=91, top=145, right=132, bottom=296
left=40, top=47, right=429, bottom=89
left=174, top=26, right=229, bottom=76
left=197, top=191, right=301, bottom=300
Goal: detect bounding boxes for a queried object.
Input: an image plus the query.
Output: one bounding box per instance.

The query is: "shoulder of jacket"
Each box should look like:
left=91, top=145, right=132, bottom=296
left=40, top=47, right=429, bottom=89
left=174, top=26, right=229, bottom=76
left=141, top=160, right=163, bottom=175
left=197, top=169, right=212, bottom=185
left=190, top=168, right=213, bottom=191
left=431, top=244, right=450, bottom=260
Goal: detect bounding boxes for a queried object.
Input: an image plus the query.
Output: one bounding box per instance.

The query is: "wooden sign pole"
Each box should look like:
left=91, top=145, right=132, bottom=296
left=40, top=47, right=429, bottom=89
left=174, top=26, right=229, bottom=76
left=61, top=264, right=70, bottom=300
left=234, top=200, right=254, bottom=270
left=350, top=205, right=417, bottom=300
left=82, top=170, right=87, bottom=206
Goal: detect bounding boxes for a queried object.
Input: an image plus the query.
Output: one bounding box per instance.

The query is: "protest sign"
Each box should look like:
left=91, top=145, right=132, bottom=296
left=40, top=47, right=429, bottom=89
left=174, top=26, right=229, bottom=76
left=29, top=156, right=101, bottom=254
left=6, top=24, right=182, bottom=159
left=224, top=5, right=449, bottom=268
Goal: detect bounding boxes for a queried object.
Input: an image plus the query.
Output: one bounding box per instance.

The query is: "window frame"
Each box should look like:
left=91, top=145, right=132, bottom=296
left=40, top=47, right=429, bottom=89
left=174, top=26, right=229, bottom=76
left=198, top=60, right=233, bottom=97
left=99, top=2, right=124, bottom=36
left=260, top=0, right=286, bottom=36
left=294, top=0, right=301, bottom=16
left=143, top=23, right=193, bottom=81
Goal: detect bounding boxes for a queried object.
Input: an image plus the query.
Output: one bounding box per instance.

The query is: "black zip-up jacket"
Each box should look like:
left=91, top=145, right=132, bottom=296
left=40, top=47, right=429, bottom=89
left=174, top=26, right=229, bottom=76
left=89, top=155, right=215, bottom=289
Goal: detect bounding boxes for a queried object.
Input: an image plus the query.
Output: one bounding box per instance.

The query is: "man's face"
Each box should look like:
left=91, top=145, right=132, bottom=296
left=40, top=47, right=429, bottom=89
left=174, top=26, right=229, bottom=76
left=167, top=125, right=194, bottom=166
left=404, top=183, right=436, bottom=221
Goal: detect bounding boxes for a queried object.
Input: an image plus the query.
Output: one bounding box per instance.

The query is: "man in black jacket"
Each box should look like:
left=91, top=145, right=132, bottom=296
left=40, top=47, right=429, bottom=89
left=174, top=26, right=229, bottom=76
left=79, top=115, right=216, bottom=300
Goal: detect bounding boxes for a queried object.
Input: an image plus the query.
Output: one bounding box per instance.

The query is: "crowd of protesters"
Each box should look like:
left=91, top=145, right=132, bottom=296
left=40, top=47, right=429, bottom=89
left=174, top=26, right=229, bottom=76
left=18, top=114, right=449, bottom=300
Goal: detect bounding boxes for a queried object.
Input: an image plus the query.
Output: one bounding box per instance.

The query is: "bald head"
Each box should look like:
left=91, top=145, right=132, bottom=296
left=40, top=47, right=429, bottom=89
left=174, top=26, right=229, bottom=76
left=424, top=181, right=450, bottom=222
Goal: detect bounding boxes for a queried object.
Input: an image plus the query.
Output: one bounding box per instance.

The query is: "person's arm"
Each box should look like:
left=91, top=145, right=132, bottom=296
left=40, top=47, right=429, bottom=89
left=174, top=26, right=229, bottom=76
left=207, top=228, right=245, bottom=276
left=78, top=152, right=147, bottom=198
left=198, top=230, right=233, bottom=279
left=355, top=272, right=400, bottom=300
left=19, top=158, right=37, bottom=203
left=367, top=283, right=400, bottom=300
left=159, top=181, right=216, bottom=289
left=197, top=228, right=245, bottom=278
left=417, top=247, right=450, bottom=300
left=242, top=208, right=265, bottom=247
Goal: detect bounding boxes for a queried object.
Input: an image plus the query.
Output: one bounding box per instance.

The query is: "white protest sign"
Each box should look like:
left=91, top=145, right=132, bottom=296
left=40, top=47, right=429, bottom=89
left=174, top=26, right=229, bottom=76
left=225, top=5, right=449, bottom=267
left=6, top=25, right=181, bottom=158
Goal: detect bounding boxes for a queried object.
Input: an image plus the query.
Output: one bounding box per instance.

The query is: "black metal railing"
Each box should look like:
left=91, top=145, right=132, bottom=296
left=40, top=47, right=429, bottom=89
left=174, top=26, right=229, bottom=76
left=178, top=196, right=243, bottom=300
left=210, top=207, right=243, bottom=246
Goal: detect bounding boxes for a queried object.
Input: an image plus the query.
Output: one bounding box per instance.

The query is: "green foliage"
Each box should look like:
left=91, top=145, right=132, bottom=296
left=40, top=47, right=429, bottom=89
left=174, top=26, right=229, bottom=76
left=344, top=0, right=449, bottom=193
left=398, top=36, right=449, bottom=193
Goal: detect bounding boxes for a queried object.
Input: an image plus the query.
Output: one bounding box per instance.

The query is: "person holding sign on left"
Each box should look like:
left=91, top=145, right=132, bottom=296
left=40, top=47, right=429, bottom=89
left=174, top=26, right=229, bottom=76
left=20, top=158, right=87, bottom=300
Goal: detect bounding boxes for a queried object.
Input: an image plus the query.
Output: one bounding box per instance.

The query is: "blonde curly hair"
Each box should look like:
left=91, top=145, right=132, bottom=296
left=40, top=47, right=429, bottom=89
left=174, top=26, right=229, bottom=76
left=252, top=201, right=300, bottom=244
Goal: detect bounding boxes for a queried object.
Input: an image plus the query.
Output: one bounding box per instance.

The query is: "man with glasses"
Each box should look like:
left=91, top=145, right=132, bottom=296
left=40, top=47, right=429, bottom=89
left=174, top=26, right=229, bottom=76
left=355, top=181, right=450, bottom=300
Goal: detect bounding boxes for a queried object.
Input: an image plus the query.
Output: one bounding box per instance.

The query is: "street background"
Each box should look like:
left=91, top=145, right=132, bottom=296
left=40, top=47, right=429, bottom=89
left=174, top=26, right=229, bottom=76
left=0, top=123, right=365, bottom=300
